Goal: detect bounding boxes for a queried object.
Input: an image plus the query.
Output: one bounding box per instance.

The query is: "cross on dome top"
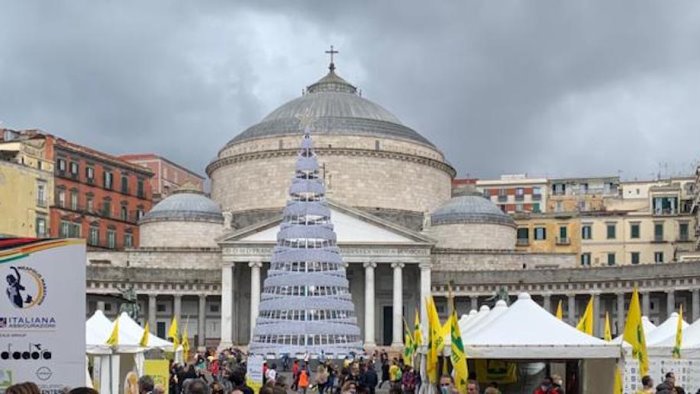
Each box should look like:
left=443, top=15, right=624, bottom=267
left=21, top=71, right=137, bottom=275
left=325, top=45, right=339, bottom=71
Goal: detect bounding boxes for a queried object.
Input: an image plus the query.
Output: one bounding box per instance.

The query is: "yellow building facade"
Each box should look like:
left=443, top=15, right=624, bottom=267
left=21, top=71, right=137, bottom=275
left=513, top=212, right=581, bottom=255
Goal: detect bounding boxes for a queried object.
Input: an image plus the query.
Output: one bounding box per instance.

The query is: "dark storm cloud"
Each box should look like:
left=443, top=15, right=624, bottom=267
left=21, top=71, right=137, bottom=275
left=1, top=1, right=699, bottom=179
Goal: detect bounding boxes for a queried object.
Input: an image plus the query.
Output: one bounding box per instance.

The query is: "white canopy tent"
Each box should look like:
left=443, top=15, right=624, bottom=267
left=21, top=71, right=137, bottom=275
left=463, top=300, right=508, bottom=337
left=462, top=293, right=619, bottom=393
left=646, top=312, right=688, bottom=346
left=651, top=315, right=700, bottom=357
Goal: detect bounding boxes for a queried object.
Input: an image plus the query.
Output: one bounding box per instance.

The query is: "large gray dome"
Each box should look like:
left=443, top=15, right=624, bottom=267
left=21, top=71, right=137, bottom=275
left=431, top=194, right=515, bottom=227
left=224, top=68, right=435, bottom=148
left=141, top=190, right=223, bottom=224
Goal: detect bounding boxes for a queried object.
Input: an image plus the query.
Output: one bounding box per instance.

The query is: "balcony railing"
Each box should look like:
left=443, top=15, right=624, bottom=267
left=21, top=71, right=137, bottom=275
left=678, top=235, right=690, bottom=242
left=497, top=195, right=508, bottom=202
left=532, top=194, right=542, bottom=201
left=52, top=197, right=141, bottom=224
left=653, top=208, right=678, bottom=216
left=653, top=235, right=665, bottom=243
left=516, top=238, right=529, bottom=246
left=515, top=194, right=525, bottom=201
left=556, top=237, right=571, bottom=245
left=36, top=198, right=47, bottom=208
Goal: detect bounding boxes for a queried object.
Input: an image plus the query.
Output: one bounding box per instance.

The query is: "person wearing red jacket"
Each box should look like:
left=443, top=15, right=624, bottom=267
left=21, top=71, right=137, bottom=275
left=533, top=377, right=562, bottom=394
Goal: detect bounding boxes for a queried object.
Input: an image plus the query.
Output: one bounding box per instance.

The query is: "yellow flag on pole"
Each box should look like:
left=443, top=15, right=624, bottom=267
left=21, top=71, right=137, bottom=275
left=450, top=310, right=468, bottom=393
left=106, top=319, right=119, bottom=347
left=604, top=312, right=612, bottom=341
left=139, top=322, right=150, bottom=347
left=426, top=296, right=440, bottom=384
left=576, top=296, right=594, bottom=335
left=672, top=305, right=683, bottom=359
left=623, top=287, right=649, bottom=376
left=168, top=317, right=180, bottom=351
left=555, top=300, right=563, bottom=320
left=613, top=366, right=623, bottom=394
left=182, top=327, right=190, bottom=362
left=413, top=309, right=423, bottom=350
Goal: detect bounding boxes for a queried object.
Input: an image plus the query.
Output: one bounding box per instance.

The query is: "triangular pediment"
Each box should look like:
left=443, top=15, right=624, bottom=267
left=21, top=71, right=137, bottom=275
left=219, top=200, right=434, bottom=246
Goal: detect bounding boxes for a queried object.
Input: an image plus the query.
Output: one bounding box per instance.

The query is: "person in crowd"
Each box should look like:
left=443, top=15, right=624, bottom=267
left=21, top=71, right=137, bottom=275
left=138, top=375, right=154, bottom=394
left=388, top=359, right=402, bottom=392
left=125, top=371, right=140, bottom=394
left=265, top=363, right=278, bottom=386
left=378, top=358, right=390, bottom=388
left=656, top=372, right=676, bottom=393
left=230, top=367, right=254, bottom=394
left=359, top=362, right=379, bottom=394
left=401, top=366, right=417, bottom=394
left=184, top=379, right=209, bottom=394
left=533, top=376, right=561, bottom=394
left=152, top=385, right=165, bottom=394
left=315, top=363, right=330, bottom=394
left=466, top=380, right=480, bottom=394
left=298, top=366, right=310, bottom=394
left=291, top=360, right=300, bottom=390
left=438, top=375, right=458, bottom=394
left=5, top=382, right=40, bottom=394
left=637, top=375, right=654, bottom=393
left=68, top=388, right=99, bottom=394
left=209, top=382, right=224, bottom=394
left=341, top=381, right=357, bottom=394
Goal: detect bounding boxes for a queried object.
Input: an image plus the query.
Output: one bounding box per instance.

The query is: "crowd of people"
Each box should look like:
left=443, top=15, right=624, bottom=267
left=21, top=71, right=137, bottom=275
left=3, top=348, right=699, bottom=394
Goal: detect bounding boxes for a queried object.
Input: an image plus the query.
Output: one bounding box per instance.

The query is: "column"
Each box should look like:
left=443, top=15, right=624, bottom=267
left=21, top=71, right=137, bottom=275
left=363, top=262, right=377, bottom=347
left=616, top=292, right=625, bottom=335
left=667, top=290, right=676, bottom=318
left=641, top=291, right=651, bottom=317
left=567, top=294, right=576, bottom=325
left=391, top=263, right=404, bottom=347
left=470, top=296, right=478, bottom=311
left=249, top=261, right=262, bottom=338
left=220, top=262, right=234, bottom=348
left=173, top=295, right=182, bottom=327
left=198, top=295, right=206, bottom=347
left=592, top=292, right=600, bottom=337
left=97, top=301, right=106, bottom=311
left=543, top=293, right=551, bottom=313
left=419, top=263, right=431, bottom=342
left=148, top=295, right=156, bottom=331
left=692, top=289, right=700, bottom=322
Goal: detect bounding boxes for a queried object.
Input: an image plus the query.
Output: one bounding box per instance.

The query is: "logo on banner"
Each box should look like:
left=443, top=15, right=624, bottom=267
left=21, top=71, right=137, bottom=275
left=0, top=343, right=53, bottom=361
left=4, top=266, right=46, bottom=309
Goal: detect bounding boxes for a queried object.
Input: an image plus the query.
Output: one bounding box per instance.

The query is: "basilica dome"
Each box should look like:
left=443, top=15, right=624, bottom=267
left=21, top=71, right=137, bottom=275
left=426, top=193, right=516, bottom=250
left=208, top=64, right=455, bottom=230
left=139, top=189, right=224, bottom=248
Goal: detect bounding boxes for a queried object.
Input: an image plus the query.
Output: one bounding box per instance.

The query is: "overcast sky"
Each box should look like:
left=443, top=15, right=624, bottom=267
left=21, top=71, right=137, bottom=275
left=2, top=1, right=699, bottom=180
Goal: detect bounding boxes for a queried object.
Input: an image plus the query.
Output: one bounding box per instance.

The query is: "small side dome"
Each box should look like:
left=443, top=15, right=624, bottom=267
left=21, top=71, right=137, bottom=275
left=141, top=189, right=223, bottom=224
left=426, top=192, right=516, bottom=250
left=431, top=193, right=515, bottom=228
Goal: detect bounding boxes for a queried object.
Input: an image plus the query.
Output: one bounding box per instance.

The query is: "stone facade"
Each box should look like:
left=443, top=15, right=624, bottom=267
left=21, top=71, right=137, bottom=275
left=140, top=221, right=224, bottom=248
left=425, top=223, right=516, bottom=250
left=209, top=136, right=454, bottom=218
left=432, top=249, right=576, bottom=271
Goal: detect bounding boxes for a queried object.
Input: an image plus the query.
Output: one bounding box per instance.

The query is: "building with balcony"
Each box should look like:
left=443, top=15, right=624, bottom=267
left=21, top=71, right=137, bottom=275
left=475, top=174, right=548, bottom=214
left=0, top=130, right=53, bottom=237
left=547, top=176, right=620, bottom=213
left=120, top=153, right=205, bottom=202
left=512, top=212, right=581, bottom=255
left=0, top=129, right=154, bottom=249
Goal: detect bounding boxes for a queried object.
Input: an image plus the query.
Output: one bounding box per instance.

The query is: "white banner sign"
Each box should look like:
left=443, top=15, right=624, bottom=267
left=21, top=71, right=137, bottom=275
left=0, top=239, right=86, bottom=392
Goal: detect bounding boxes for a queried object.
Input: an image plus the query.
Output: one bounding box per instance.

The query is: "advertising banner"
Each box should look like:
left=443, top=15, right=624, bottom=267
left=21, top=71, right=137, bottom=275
left=246, top=354, right=264, bottom=394
left=0, top=239, right=86, bottom=392
left=144, top=360, right=170, bottom=393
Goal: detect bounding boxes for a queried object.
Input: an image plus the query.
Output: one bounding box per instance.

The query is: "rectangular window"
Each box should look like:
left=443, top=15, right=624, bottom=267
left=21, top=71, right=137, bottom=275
left=209, top=304, right=220, bottom=313
left=559, top=226, right=568, bottom=240
left=69, top=161, right=79, bottom=176
left=102, top=201, right=111, bottom=218
left=630, top=223, right=640, bottom=239
left=57, top=158, right=66, bottom=172
left=532, top=202, right=541, bottom=213
left=121, top=175, right=129, bottom=194
left=582, top=225, right=592, bottom=240
left=107, top=230, right=116, bottom=249
left=57, top=190, right=66, bottom=207
left=156, top=303, right=166, bottom=313
left=36, top=182, right=46, bottom=207
left=581, top=253, right=591, bottom=266
left=680, top=223, right=689, bottom=241
left=631, top=252, right=640, bottom=265
left=515, top=187, right=524, bottom=201
left=654, top=252, right=664, bottom=263
left=534, top=227, right=547, bottom=240
left=607, top=253, right=616, bottom=266
left=124, top=233, right=133, bottom=248
left=606, top=224, right=616, bottom=239
left=70, top=190, right=78, bottom=211
left=89, top=227, right=99, bottom=246
left=517, top=228, right=529, bottom=245
left=87, top=197, right=94, bottom=212
left=86, top=167, right=95, bottom=183
left=532, top=186, right=542, bottom=200
left=35, top=217, right=46, bottom=237
left=104, top=171, right=113, bottom=189
left=69, top=222, right=80, bottom=238
left=516, top=203, right=524, bottom=212
left=654, top=223, right=664, bottom=242
left=120, top=206, right=128, bottom=221
left=60, top=221, right=70, bottom=237
left=137, top=179, right=145, bottom=198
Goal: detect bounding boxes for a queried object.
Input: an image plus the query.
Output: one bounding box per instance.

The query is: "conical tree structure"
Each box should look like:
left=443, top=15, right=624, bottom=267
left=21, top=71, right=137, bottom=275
left=248, top=127, right=362, bottom=356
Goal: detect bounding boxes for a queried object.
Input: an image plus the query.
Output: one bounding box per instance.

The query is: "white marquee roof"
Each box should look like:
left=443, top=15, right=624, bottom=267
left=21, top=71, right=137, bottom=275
left=463, top=293, right=619, bottom=359
left=85, top=311, right=175, bottom=354
left=646, top=312, right=688, bottom=346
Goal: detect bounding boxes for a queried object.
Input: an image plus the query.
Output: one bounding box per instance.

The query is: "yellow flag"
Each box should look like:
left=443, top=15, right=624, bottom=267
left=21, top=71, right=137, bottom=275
left=613, top=366, right=623, bottom=394
left=426, top=296, right=440, bottom=384
left=168, top=317, right=180, bottom=351
left=576, top=296, right=594, bottom=335
left=182, top=327, right=190, bottom=362
left=413, top=309, right=423, bottom=350
left=450, top=310, right=468, bottom=393
left=672, top=305, right=683, bottom=359
left=555, top=300, right=563, bottom=320
left=403, top=317, right=414, bottom=367
left=106, top=319, right=119, bottom=347
left=623, top=288, right=649, bottom=376
left=604, top=312, right=612, bottom=341
left=139, top=322, right=150, bottom=347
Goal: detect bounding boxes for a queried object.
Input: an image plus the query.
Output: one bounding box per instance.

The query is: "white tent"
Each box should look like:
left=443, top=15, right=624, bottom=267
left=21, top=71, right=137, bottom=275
left=463, top=300, right=508, bottom=336
left=651, top=314, right=700, bottom=357
left=114, top=312, right=176, bottom=352
left=646, top=312, right=688, bottom=346
left=86, top=310, right=115, bottom=355
left=612, top=315, right=657, bottom=345
left=460, top=305, right=490, bottom=333
left=463, top=293, right=619, bottom=359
